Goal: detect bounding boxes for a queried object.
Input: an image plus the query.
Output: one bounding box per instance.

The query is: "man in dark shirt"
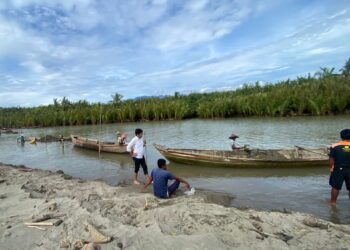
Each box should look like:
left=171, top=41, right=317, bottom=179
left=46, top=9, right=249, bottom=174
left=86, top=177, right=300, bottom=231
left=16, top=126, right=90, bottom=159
left=329, top=129, right=350, bottom=205
left=142, top=158, right=190, bottom=199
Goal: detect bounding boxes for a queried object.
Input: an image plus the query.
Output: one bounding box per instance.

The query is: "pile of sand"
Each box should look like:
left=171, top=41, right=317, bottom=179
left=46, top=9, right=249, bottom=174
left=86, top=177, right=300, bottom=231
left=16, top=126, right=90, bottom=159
left=0, top=164, right=349, bottom=249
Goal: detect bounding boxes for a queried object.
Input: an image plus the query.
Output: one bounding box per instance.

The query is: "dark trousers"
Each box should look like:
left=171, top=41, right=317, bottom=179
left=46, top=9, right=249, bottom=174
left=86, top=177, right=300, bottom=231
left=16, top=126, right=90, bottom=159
left=133, top=157, right=148, bottom=175
left=168, top=180, right=180, bottom=196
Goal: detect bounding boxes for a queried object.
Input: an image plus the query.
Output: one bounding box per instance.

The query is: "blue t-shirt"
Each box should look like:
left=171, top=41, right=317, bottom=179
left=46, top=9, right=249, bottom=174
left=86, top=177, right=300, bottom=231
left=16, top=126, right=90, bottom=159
left=151, top=168, right=176, bottom=198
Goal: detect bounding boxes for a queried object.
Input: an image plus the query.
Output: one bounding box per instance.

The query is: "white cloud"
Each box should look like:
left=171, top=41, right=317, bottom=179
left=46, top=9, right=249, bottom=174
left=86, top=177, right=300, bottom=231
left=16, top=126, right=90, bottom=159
left=117, top=6, right=350, bottom=96
left=328, top=9, right=347, bottom=19
left=21, top=61, right=46, bottom=73
left=146, top=1, right=251, bottom=51
left=0, top=1, right=349, bottom=106
left=0, top=91, right=54, bottom=107
left=306, top=47, right=337, bottom=56
left=199, top=87, right=212, bottom=93
left=2, top=0, right=93, bottom=11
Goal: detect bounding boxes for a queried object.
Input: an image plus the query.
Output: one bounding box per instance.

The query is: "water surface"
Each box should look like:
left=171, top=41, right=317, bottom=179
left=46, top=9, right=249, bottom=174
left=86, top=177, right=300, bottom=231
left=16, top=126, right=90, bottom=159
left=0, top=116, right=349, bottom=224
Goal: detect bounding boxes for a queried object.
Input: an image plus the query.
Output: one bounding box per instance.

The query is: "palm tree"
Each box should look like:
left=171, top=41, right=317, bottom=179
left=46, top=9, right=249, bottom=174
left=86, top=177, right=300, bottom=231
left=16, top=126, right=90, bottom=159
left=341, top=58, right=350, bottom=77
left=314, top=67, right=335, bottom=78
left=110, top=93, right=123, bottom=106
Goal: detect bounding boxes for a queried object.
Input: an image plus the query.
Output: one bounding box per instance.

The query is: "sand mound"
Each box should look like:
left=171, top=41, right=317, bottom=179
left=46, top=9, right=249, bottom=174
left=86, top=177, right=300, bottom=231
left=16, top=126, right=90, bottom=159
left=0, top=164, right=349, bottom=249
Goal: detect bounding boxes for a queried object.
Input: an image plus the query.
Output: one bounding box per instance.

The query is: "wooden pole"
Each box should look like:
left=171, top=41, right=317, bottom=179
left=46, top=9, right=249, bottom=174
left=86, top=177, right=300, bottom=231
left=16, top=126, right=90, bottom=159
left=144, top=131, right=147, bottom=162
left=98, top=105, right=102, bottom=157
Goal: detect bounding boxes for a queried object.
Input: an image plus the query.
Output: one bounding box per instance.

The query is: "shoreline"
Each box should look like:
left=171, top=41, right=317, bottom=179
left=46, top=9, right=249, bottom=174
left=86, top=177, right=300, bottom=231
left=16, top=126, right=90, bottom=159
left=1, top=163, right=350, bottom=249
left=3, top=114, right=350, bottom=130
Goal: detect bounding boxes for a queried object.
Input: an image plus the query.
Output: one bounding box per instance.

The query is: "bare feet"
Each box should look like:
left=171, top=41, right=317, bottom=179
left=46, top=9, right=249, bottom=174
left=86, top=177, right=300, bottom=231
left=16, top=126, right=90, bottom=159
left=328, top=200, right=337, bottom=206
left=133, top=180, right=140, bottom=185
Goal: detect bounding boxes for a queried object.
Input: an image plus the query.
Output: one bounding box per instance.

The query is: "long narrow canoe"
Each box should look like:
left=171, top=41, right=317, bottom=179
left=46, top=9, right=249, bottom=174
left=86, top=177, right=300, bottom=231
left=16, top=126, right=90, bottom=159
left=154, top=144, right=329, bottom=167
left=26, top=135, right=72, bottom=142
left=71, top=135, right=128, bottom=154
left=1, top=129, right=18, bottom=134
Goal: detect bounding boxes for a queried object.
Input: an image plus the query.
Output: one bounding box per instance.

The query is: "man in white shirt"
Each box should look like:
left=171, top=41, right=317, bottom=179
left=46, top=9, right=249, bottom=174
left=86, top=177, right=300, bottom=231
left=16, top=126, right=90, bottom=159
left=127, top=128, right=149, bottom=185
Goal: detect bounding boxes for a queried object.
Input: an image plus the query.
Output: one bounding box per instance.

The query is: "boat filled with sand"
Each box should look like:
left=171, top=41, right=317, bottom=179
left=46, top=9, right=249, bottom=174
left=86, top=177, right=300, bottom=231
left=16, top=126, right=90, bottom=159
left=154, top=144, right=329, bottom=167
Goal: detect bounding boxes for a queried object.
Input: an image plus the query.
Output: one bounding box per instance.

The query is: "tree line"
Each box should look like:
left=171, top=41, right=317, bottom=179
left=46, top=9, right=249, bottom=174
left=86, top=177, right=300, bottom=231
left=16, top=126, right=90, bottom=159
left=1, top=59, right=350, bottom=128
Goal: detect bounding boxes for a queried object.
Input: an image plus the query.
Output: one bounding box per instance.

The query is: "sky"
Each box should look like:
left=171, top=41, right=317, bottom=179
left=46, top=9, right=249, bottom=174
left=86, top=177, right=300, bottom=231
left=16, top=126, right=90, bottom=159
left=0, top=0, right=349, bottom=107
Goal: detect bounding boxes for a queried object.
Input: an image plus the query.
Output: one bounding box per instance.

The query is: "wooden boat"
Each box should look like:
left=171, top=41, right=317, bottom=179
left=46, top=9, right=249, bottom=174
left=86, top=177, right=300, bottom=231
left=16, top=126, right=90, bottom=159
left=1, top=128, right=18, bottom=134
left=25, top=135, right=72, bottom=142
left=71, top=135, right=128, bottom=154
left=154, top=144, right=329, bottom=167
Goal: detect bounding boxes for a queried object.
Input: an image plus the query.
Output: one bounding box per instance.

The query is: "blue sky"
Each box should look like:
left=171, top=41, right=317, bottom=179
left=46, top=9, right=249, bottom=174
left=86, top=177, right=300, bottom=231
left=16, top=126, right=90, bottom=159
left=0, top=0, right=349, bottom=107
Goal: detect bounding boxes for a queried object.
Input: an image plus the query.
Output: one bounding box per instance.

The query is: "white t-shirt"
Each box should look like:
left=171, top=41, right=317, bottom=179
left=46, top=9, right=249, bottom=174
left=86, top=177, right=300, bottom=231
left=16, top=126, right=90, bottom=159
left=127, top=136, right=145, bottom=159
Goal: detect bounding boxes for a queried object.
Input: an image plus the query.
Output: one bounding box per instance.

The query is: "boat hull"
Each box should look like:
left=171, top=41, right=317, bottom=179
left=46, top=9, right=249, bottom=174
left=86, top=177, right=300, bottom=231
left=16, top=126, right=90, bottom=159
left=154, top=144, right=329, bottom=167
left=71, top=135, right=128, bottom=154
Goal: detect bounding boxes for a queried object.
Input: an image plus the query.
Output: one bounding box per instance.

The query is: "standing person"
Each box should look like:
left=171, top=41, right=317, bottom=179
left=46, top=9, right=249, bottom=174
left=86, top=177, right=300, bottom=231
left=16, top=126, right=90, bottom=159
left=17, top=134, right=25, bottom=144
left=329, top=129, right=350, bottom=205
left=142, top=158, right=190, bottom=199
left=127, top=128, right=149, bottom=185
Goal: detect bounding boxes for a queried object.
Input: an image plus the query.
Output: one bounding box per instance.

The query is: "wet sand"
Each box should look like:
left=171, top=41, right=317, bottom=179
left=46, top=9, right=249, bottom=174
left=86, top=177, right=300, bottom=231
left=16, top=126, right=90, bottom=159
left=0, top=163, right=349, bottom=250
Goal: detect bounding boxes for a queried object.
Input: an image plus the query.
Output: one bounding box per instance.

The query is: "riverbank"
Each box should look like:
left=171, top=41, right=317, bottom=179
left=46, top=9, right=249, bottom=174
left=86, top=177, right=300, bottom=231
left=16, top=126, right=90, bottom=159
left=1, top=70, right=350, bottom=128
left=0, top=164, right=349, bottom=249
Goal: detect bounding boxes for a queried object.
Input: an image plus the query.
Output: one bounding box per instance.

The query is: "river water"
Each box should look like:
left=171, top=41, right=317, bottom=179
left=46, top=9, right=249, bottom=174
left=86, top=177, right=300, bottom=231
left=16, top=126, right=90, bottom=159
left=0, top=116, right=349, bottom=224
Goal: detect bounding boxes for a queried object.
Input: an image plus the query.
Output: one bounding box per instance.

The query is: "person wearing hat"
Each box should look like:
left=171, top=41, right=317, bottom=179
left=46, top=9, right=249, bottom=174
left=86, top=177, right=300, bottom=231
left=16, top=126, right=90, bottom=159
left=229, top=133, right=244, bottom=150
left=329, top=129, right=350, bottom=205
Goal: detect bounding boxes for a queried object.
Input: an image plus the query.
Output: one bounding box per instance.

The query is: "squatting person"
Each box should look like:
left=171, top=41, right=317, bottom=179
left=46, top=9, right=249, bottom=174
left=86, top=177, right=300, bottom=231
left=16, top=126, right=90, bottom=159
left=142, top=158, right=190, bottom=199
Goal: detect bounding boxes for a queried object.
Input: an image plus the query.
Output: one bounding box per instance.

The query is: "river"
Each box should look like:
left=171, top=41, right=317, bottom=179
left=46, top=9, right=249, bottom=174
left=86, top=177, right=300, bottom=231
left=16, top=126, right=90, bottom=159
left=0, top=116, right=349, bottom=224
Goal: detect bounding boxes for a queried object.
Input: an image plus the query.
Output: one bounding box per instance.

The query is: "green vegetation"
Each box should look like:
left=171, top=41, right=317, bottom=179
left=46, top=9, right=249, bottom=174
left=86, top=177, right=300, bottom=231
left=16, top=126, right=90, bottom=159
left=1, top=59, right=350, bottom=128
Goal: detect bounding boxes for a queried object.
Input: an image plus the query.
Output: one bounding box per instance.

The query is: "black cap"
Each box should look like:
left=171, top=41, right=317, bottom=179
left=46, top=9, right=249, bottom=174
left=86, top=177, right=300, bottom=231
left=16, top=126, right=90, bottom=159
left=229, top=133, right=239, bottom=139
left=340, top=129, right=350, bottom=140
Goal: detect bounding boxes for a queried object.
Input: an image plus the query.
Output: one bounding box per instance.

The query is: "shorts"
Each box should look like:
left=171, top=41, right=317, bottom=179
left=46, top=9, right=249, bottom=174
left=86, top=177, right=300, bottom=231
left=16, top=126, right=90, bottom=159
left=329, top=168, right=350, bottom=191
left=133, top=157, right=148, bottom=175
left=167, top=180, right=180, bottom=197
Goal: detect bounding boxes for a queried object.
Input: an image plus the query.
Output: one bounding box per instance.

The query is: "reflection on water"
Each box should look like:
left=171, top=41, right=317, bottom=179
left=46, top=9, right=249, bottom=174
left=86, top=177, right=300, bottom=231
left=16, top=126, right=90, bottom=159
left=0, top=116, right=349, bottom=224
left=329, top=206, right=341, bottom=224
left=169, top=161, right=327, bottom=178
left=72, top=147, right=132, bottom=168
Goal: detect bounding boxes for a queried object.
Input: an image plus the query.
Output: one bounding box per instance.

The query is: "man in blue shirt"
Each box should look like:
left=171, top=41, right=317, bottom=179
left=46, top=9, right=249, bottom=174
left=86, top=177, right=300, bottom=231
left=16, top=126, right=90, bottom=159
left=142, top=158, right=190, bottom=199
left=329, top=129, right=350, bottom=205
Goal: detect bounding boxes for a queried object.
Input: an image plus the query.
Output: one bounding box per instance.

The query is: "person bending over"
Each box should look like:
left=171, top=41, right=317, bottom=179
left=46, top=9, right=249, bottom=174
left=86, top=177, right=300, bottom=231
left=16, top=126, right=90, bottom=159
left=329, top=129, right=350, bottom=205
left=229, top=133, right=245, bottom=150
left=142, top=158, right=190, bottom=199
